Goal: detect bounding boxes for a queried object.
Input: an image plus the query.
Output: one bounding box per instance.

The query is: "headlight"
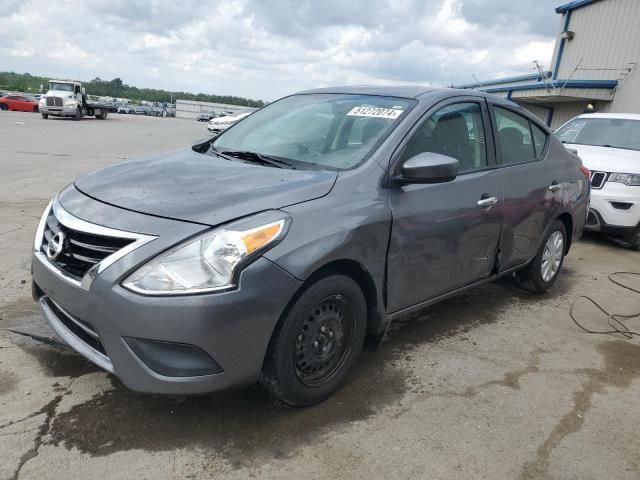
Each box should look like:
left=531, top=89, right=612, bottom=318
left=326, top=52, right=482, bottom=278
left=122, top=214, right=289, bottom=295
left=609, top=173, right=640, bottom=186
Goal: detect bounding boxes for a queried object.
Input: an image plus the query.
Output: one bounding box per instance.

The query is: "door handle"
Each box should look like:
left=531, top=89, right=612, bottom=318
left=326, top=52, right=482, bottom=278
left=477, top=196, right=498, bottom=208
left=548, top=181, right=562, bottom=192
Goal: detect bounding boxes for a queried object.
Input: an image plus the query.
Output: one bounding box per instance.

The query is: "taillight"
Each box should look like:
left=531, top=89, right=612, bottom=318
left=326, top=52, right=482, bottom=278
left=580, top=165, right=590, bottom=178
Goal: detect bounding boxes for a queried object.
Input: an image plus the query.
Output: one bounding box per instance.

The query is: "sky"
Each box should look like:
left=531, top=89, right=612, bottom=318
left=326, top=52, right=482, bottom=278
left=0, top=0, right=564, bottom=101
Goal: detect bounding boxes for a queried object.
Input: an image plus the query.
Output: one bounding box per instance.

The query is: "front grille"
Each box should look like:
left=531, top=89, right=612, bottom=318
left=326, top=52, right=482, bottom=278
left=45, top=97, right=63, bottom=107
left=41, top=211, right=134, bottom=281
left=590, top=171, right=608, bottom=189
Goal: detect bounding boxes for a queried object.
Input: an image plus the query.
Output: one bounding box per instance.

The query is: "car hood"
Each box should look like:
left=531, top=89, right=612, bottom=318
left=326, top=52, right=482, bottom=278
left=565, top=143, right=640, bottom=173
left=74, top=148, right=338, bottom=226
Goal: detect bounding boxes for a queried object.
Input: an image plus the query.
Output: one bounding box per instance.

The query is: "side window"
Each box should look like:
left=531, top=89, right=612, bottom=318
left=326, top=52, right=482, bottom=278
left=494, top=107, right=536, bottom=164
left=531, top=122, right=548, bottom=159
left=401, top=102, right=487, bottom=173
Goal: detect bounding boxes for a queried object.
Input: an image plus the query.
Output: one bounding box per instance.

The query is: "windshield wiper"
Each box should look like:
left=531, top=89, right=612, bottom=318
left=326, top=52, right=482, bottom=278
left=220, top=150, right=296, bottom=169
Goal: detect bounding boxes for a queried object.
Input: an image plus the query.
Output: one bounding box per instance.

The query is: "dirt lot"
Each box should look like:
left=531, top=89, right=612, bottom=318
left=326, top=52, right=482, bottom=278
left=1, top=110, right=639, bottom=480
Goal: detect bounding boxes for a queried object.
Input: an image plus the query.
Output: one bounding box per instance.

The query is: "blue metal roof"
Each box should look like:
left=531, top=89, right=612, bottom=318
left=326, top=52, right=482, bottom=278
left=453, top=71, right=551, bottom=89
left=480, top=79, right=618, bottom=94
left=555, top=0, right=599, bottom=14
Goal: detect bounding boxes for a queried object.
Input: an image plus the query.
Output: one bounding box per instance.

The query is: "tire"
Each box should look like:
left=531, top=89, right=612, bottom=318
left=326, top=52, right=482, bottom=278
left=260, top=275, right=367, bottom=406
left=628, top=229, right=640, bottom=251
left=516, top=220, right=567, bottom=294
left=73, top=107, right=82, bottom=121
left=0, top=103, right=8, bottom=110
left=41, top=113, right=48, bottom=119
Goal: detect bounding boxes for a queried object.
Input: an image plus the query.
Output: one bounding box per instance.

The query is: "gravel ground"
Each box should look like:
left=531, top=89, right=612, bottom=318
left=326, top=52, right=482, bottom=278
left=1, top=110, right=639, bottom=480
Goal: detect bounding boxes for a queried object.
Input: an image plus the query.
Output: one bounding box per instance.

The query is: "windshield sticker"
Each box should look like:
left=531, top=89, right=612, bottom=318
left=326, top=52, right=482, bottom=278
left=347, top=106, right=403, bottom=119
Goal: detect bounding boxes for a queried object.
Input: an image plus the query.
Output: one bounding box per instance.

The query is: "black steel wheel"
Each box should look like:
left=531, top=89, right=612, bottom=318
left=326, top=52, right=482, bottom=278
left=261, top=275, right=366, bottom=406
left=294, top=295, right=354, bottom=387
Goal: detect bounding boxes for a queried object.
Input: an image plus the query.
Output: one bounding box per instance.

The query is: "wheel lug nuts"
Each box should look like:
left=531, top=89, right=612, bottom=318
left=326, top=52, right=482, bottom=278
left=298, top=335, right=303, bottom=341
left=329, top=331, right=334, bottom=338
left=320, top=326, right=326, bottom=333
left=313, top=341, right=319, bottom=348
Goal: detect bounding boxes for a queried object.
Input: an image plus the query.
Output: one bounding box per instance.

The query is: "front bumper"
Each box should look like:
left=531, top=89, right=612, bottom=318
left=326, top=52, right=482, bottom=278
left=32, top=193, right=301, bottom=394
left=587, top=183, right=640, bottom=234
left=40, top=105, right=79, bottom=116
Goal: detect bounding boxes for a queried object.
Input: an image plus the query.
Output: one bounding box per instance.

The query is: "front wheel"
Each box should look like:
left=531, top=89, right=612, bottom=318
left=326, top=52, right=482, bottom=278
left=41, top=113, right=48, bottom=119
left=516, top=220, right=567, bottom=293
left=260, top=275, right=367, bottom=406
left=628, top=229, right=640, bottom=251
left=73, top=107, right=82, bottom=121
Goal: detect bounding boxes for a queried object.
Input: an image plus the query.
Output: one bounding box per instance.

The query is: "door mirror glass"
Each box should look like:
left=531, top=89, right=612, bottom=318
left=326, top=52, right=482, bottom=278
left=400, top=152, right=459, bottom=184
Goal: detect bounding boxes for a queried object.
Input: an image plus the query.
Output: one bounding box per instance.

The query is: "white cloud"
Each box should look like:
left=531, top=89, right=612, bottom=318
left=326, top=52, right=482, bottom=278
left=0, top=0, right=562, bottom=100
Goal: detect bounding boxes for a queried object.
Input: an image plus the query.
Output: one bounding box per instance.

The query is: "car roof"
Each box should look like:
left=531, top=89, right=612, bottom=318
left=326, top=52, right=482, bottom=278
left=574, top=113, right=640, bottom=121
left=296, top=85, right=490, bottom=99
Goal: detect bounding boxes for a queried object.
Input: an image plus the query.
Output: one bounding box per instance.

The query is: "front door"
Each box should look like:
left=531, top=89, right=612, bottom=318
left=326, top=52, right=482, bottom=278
left=387, top=98, right=503, bottom=313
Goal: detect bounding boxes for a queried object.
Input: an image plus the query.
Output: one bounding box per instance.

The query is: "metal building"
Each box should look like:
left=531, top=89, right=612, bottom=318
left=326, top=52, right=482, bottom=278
left=454, top=0, right=640, bottom=129
left=175, top=99, right=256, bottom=120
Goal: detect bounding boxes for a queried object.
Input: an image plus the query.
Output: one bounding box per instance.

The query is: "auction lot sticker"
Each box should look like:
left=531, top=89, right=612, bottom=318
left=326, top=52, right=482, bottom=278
left=347, top=106, right=403, bottom=119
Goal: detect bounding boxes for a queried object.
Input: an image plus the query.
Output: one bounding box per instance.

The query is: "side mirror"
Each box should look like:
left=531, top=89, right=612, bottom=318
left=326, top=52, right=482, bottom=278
left=397, top=152, right=459, bottom=185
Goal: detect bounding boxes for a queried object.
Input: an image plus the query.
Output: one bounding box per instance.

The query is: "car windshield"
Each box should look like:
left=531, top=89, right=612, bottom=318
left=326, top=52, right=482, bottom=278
left=555, top=117, right=640, bottom=151
left=210, top=93, right=414, bottom=171
left=49, top=82, right=74, bottom=92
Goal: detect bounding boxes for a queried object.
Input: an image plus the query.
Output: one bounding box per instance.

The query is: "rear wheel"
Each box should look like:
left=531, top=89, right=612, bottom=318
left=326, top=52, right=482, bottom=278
left=0, top=103, right=8, bottom=110
left=41, top=113, right=48, bottom=119
left=260, top=275, right=367, bottom=406
left=516, top=220, right=567, bottom=293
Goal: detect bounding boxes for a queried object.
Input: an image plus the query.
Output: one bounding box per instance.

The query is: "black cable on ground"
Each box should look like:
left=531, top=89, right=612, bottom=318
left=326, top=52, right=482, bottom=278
left=570, top=272, right=640, bottom=339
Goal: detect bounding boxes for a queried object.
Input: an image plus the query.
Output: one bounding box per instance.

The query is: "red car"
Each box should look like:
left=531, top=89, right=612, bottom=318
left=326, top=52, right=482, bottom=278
left=0, top=95, right=39, bottom=112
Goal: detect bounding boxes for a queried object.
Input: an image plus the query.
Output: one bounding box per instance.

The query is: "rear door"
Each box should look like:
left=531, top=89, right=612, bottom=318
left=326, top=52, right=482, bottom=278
left=488, top=103, right=559, bottom=270
left=387, top=97, right=504, bottom=313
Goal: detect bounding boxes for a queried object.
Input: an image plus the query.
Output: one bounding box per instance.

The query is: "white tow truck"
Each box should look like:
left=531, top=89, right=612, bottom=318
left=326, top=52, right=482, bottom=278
left=39, top=79, right=111, bottom=120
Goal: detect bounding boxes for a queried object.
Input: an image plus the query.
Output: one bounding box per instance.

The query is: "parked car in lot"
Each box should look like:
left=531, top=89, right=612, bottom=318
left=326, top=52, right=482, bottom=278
left=133, top=105, right=148, bottom=115
left=32, top=86, right=588, bottom=406
left=556, top=113, right=640, bottom=249
left=117, top=105, right=134, bottom=114
left=207, top=111, right=251, bottom=133
left=0, top=94, right=39, bottom=112
left=197, top=111, right=216, bottom=122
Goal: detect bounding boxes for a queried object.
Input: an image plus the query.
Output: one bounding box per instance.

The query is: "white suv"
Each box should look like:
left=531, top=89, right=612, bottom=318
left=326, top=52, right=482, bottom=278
left=556, top=113, right=640, bottom=249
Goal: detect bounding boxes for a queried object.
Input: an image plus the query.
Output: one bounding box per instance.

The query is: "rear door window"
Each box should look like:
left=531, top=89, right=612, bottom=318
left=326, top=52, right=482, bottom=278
left=531, top=122, right=549, bottom=159
left=494, top=107, right=536, bottom=165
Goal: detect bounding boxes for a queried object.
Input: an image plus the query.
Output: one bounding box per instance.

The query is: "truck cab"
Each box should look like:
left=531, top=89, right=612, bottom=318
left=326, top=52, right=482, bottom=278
left=39, top=79, right=108, bottom=120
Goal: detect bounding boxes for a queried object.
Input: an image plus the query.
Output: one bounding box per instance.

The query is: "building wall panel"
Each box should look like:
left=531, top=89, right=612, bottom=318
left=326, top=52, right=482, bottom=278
left=557, top=0, right=640, bottom=82
left=175, top=100, right=255, bottom=120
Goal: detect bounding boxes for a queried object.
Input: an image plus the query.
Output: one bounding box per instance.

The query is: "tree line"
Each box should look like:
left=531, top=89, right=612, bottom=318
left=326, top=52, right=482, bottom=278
left=0, top=71, right=265, bottom=108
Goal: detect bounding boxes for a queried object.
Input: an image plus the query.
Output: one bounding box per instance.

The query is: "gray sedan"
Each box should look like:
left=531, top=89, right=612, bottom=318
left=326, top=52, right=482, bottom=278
left=32, top=86, right=589, bottom=406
